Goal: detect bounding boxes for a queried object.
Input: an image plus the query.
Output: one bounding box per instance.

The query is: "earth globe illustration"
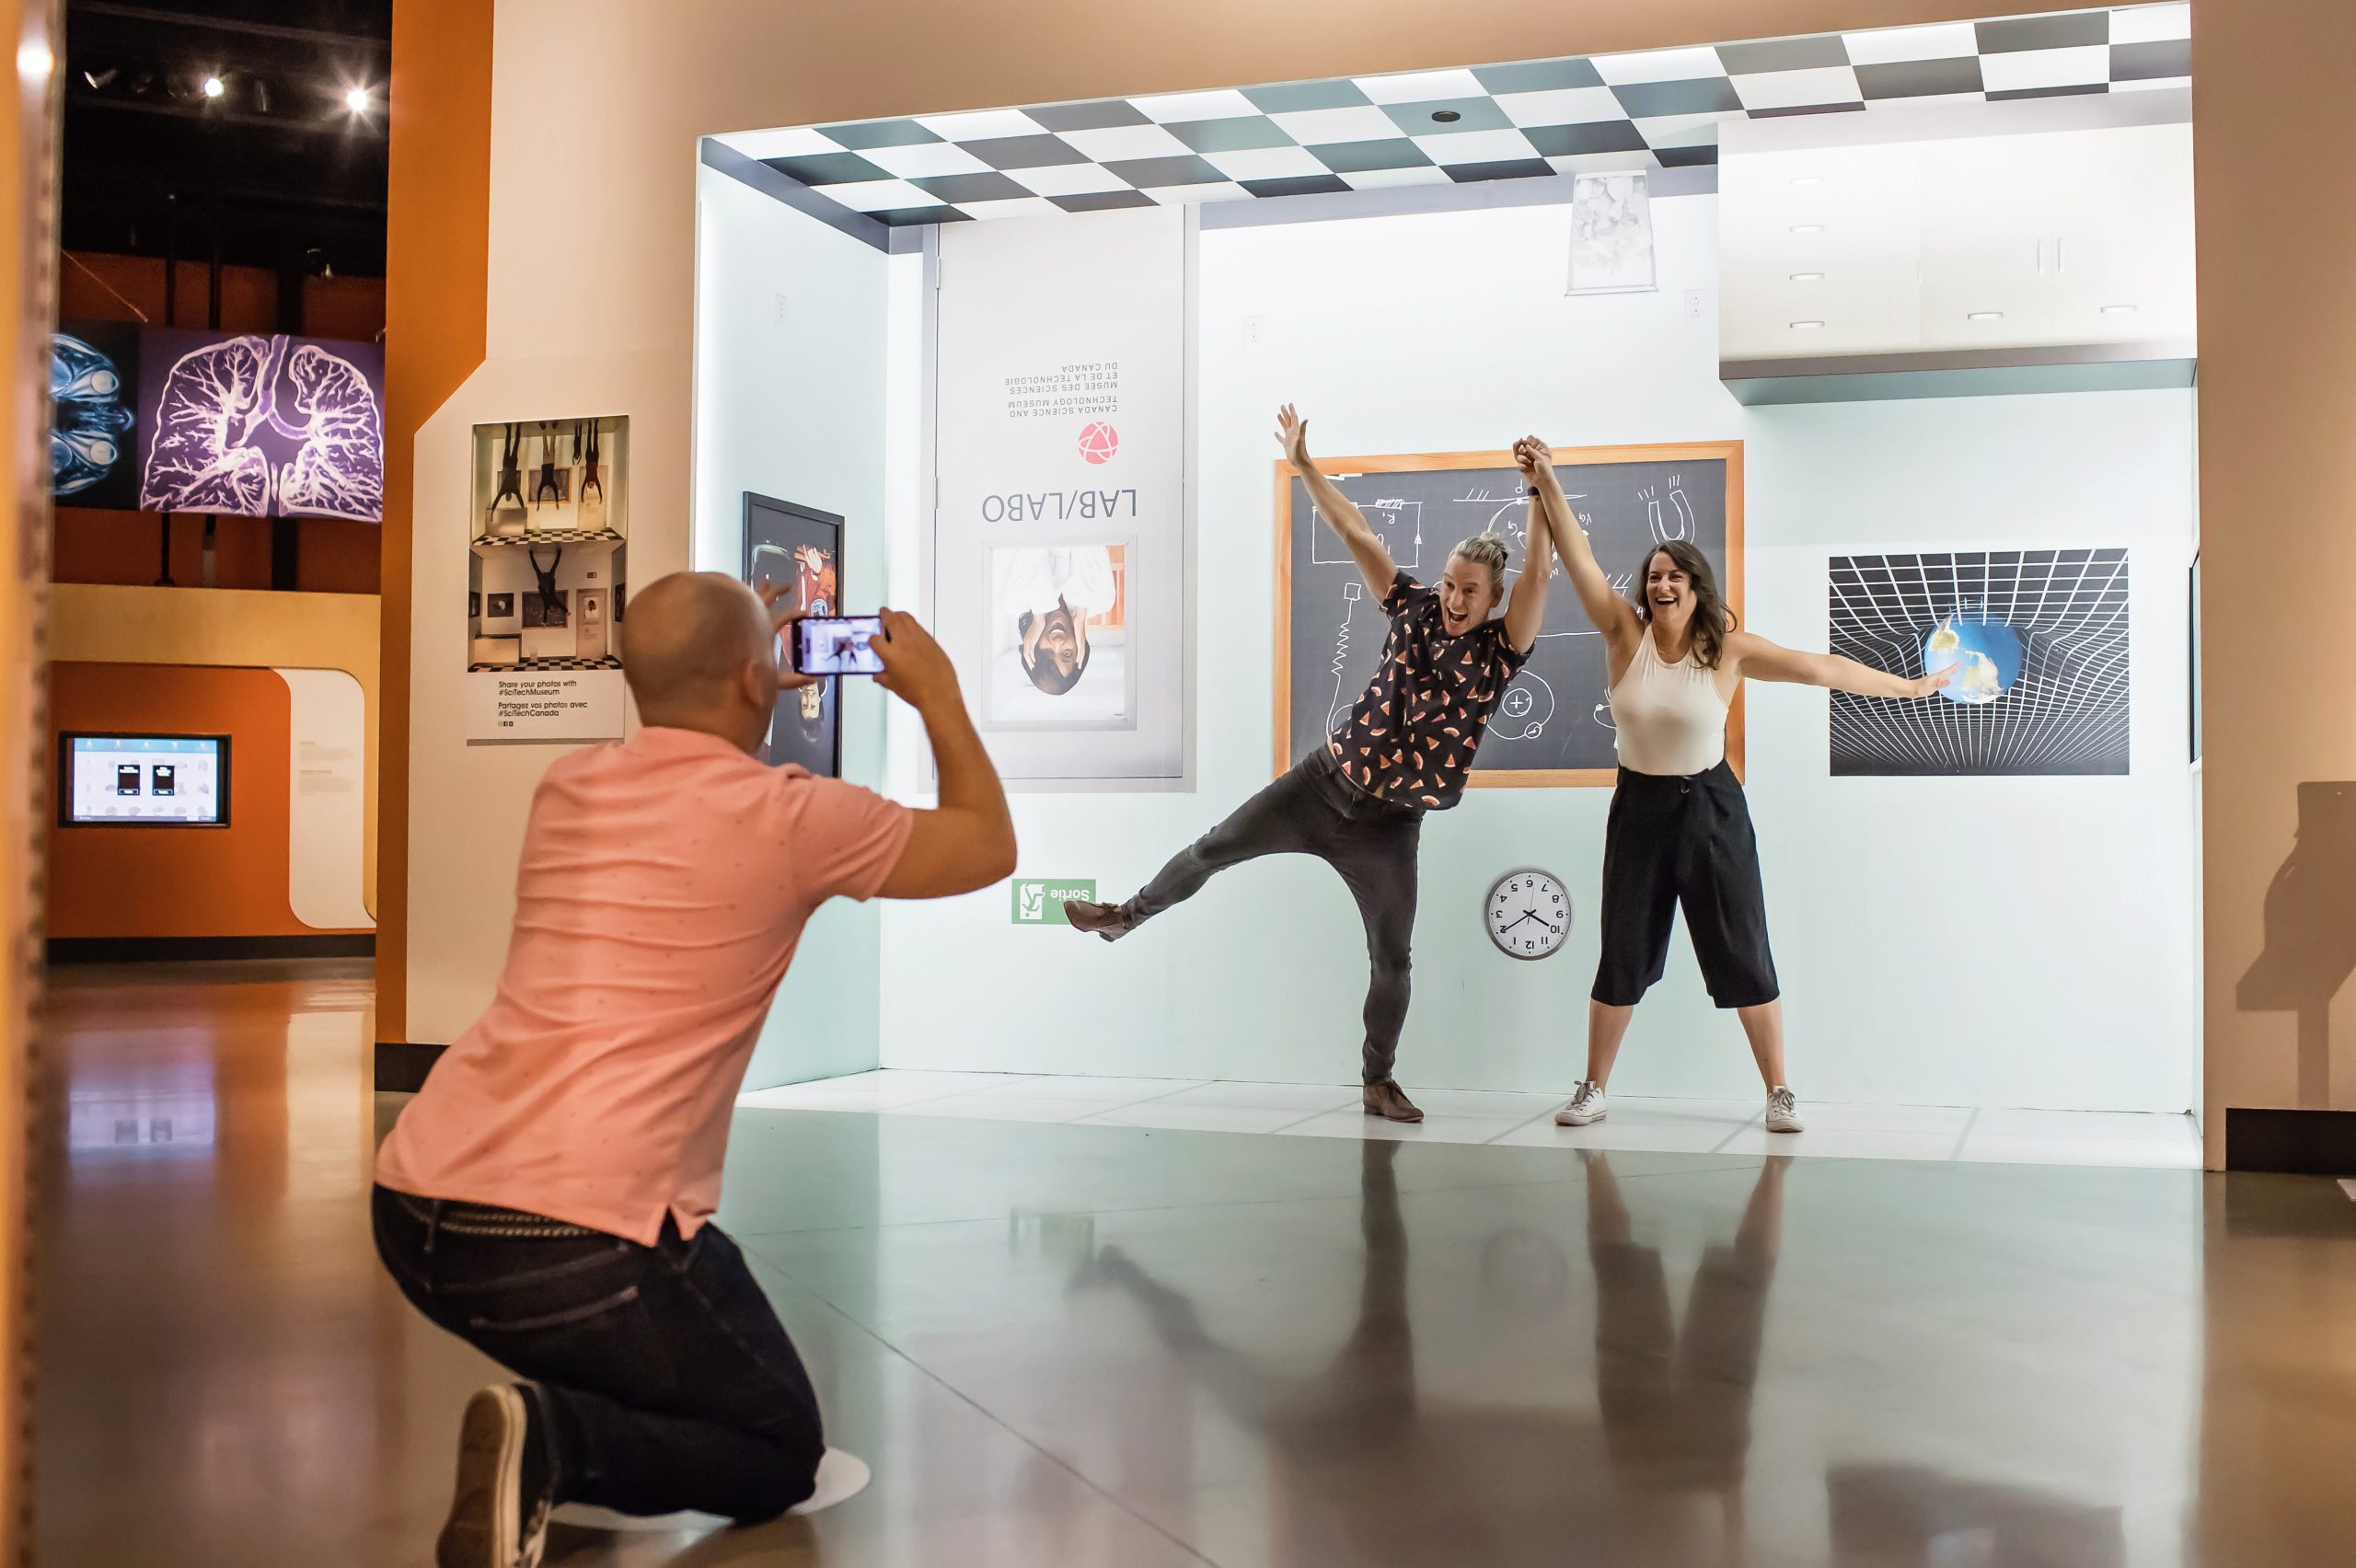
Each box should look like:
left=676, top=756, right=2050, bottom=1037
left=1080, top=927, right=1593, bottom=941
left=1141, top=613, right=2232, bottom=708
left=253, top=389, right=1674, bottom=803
left=1922, top=616, right=2022, bottom=706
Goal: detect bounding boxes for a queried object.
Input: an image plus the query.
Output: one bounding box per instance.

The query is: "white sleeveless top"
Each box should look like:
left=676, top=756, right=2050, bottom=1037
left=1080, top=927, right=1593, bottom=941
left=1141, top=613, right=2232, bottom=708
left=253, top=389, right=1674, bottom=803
left=1611, top=628, right=1732, bottom=777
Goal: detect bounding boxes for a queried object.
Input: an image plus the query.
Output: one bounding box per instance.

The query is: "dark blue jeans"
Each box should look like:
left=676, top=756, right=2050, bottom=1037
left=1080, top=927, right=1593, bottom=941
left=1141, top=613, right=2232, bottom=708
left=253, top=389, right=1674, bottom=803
left=372, top=1186, right=824, bottom=1522
left=1126, top=745, right=1424, bottom=1084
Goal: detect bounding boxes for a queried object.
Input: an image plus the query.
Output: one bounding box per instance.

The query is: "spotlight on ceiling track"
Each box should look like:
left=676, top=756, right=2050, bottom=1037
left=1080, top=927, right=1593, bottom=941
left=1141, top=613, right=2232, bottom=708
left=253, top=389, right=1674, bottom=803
left=201, top=74, right=224, bottom=99
left=344, top=85, right=372, bottom=114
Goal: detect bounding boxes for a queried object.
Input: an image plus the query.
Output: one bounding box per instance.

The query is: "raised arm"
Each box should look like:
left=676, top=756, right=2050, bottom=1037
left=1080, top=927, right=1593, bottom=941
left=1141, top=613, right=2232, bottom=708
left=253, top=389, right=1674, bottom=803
left=1519, top=437, right=1642, bottom=651
left=866, top=609, right=1019, bottom=897
left=1277, top=404, right=1395, bottom=598
left=1727, top=629, right=1955, bottom=698
left=1499, top=480, right=1554, bottom=655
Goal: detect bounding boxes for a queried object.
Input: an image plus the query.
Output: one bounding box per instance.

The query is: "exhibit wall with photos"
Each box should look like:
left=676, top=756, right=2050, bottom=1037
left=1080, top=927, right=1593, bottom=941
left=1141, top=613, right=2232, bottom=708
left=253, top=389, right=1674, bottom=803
left=872, top=196, right=2200, bottom=1113
left=465, top=416, right=629, bottom=744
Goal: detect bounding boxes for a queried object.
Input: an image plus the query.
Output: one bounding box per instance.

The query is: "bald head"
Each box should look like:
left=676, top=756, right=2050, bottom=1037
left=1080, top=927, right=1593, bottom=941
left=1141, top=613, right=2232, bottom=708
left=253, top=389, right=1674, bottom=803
left=621, top=571, right=773, bottom=732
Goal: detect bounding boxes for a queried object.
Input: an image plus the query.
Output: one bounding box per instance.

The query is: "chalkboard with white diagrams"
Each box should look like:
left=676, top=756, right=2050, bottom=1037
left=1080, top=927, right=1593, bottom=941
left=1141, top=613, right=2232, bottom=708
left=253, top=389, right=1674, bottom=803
left=1274, top=443, right=1740, bottom=785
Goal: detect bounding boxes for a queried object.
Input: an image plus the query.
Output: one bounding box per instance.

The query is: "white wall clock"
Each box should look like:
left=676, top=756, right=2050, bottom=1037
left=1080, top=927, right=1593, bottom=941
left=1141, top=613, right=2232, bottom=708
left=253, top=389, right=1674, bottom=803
left=1487, top=868, right=1570, bottom=961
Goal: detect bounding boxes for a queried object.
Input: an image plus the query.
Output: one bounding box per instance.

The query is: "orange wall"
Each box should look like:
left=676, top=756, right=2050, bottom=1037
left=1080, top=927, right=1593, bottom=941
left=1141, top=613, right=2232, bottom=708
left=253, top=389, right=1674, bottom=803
left=52, top=249, right=385, bottom=594
left=43, top=663, right=355, bottom=939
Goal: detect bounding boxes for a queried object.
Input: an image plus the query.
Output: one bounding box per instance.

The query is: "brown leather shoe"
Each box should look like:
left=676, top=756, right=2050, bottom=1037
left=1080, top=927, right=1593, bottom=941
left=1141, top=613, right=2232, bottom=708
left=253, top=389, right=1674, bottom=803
left=1064, top=900, right=1134, bottom=941
left=1363, top=1078, right=1424, bottom=1123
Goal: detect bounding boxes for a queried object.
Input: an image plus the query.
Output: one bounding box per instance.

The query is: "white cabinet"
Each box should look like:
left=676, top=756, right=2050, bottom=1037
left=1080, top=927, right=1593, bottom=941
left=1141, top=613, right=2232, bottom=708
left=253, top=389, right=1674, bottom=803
left=1720, top=119, right=2194, bottom=399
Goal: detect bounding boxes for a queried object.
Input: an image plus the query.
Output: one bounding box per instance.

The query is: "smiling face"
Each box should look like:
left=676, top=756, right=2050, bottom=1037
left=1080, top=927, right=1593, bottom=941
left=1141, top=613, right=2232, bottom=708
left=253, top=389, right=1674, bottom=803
left=1438, top=553, right=1504, bottom=638
left=1641, top=548, right=1695, bottom=634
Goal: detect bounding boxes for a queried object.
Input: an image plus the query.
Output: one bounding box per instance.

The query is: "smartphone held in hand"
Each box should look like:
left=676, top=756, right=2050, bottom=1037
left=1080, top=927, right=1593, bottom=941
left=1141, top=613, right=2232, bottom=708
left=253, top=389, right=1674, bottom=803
left=793, top=616, right=885, bottom=676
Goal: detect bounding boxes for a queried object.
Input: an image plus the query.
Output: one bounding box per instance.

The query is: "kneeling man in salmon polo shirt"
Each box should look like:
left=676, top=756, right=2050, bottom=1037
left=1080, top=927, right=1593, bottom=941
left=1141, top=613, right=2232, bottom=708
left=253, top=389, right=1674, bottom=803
left=373, top=572, right=1013, bottom=1567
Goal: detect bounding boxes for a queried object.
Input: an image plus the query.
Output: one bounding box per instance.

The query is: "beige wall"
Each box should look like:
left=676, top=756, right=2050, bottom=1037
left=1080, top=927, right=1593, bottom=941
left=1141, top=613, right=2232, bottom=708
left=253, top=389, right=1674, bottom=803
left=385, top=0, right=2060, bottom=1040
left=2193, top=0, right=2356, bottom=1162
left=383, top=0, right=2356, bottom=1169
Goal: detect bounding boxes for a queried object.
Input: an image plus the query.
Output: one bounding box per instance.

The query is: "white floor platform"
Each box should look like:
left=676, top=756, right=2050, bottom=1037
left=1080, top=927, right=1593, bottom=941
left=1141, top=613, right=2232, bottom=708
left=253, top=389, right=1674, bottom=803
left=740, top=1070, right=2204, bottom=1170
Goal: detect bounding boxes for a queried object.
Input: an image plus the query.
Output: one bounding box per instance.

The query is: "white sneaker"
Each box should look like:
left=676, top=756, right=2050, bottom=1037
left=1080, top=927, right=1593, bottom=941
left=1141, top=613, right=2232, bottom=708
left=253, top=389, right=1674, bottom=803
left=1765, top=1086, right=1805, bottom=1134
left=1555, top=1081, right=1608, bottom=1126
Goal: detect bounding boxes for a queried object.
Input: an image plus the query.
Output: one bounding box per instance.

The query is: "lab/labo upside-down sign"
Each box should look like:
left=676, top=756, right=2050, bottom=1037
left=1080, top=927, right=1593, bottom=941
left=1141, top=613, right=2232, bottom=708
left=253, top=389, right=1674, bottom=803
left=50, top=319, right=385, bottom=523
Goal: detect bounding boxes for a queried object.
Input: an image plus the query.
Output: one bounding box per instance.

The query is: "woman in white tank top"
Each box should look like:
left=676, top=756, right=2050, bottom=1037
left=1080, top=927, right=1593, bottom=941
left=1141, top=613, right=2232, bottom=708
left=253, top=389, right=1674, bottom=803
left=1515, top=438, right=1955, bottom=1134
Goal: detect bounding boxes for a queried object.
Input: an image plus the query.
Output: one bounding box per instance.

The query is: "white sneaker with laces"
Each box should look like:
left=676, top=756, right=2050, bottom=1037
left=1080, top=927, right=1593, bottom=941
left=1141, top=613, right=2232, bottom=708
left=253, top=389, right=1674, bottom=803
left=1765, top=1086, right=1805, bottom=1134
left=1555, top=1081, right=1608, bottom=1126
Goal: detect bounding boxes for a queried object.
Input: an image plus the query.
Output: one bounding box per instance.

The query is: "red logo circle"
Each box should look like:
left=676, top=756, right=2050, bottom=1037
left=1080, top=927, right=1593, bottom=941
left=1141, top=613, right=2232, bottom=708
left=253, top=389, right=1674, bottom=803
left=1078, top=422, right=1119, bottom=465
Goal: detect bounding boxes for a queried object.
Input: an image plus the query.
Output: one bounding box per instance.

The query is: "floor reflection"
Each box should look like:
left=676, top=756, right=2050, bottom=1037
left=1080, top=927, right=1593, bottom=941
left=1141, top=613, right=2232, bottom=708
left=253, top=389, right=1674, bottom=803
left=35, top=963, right=2356, bottom=1566
left=1075, top=1142, right=1795, bottom=1565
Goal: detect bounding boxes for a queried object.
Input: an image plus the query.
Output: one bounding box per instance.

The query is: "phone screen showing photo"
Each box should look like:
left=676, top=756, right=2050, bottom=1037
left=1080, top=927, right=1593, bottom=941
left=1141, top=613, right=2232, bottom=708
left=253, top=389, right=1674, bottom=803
left=794, top=616, right=884, bottom=676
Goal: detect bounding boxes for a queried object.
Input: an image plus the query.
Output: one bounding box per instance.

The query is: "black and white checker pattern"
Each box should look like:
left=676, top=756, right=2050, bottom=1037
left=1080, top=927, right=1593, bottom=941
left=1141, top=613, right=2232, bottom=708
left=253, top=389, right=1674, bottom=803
left=718, top=4, right=2188, bottom=227
left=1828, top=548, right=2131, bottom=777
left=471, top=527, right=625, bottom=548
left=468, top=655, right=624, bottom=674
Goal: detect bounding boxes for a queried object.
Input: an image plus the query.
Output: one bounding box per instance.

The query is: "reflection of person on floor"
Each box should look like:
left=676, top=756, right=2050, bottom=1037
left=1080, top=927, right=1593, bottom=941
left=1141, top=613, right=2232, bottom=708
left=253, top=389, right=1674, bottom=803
left=1063, top=407, right=1553, bottom=1123
left=1588, top=1148, right=1785, bottom=1562
left=1005, top=544, right=1115, bottom=696
left=371, top=574, right=1016, bottom=1567
left=1080, top=1143, right=1789, bottom=1567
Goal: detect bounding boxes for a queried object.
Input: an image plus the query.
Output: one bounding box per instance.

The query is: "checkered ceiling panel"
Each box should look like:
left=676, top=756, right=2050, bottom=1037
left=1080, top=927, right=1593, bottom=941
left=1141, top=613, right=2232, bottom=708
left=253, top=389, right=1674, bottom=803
left=721, top=5, right=2189, bottom=227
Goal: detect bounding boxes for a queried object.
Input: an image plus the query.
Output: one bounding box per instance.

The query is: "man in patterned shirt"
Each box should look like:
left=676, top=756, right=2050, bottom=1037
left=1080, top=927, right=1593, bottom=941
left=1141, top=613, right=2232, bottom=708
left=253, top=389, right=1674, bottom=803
left=1065, top=406, right=1553, bottom=1121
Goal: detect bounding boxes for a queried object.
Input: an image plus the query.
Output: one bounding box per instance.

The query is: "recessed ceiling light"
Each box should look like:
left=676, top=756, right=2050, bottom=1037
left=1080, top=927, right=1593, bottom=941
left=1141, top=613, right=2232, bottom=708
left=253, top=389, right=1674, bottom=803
left=344, top=85, right=372, bottom=114
left=1789, top=271, right=1825, bottom=282
left=201, top=74, right=224, bottom=98
left=1968, top=311, right=2004, bottom=321
left=1790, top=223, right=1823, bottom=235
left=1430, top=109, right=1461, bottom=123
left=2101, top=303, right=2138, bottom=315
left=1790, top=175, right=1822, bottom=187
left=1790, top=320, right=1825, bottom=330
left=17, top=40, right=52, bottom=82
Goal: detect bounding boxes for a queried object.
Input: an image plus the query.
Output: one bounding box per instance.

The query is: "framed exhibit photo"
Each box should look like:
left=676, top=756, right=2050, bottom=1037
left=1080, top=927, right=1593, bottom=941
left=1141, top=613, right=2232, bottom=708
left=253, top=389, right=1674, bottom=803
left=745, top=491, right=845, bottom=778
left=465, top=415, right=630, bottom=744
left=982, top=540, right=1135, bottom=731
left=58, top=732, right=230, bottom=827
left=1827, top=548, right=2131, bottom=778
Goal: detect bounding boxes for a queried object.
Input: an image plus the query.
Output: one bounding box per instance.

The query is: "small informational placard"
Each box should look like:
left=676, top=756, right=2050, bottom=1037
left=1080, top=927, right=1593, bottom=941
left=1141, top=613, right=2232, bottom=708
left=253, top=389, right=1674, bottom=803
left=1011, top=877, right=1094, bottom=925
left=466, top=668, right=625, bottom=744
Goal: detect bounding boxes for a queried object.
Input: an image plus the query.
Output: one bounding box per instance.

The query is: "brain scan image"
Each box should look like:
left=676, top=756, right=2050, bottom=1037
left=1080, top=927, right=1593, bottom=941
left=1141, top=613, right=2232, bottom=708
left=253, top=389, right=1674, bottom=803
left=50, top=332, right=135, bottom=500
left=137, top=329, right=385, bottom=521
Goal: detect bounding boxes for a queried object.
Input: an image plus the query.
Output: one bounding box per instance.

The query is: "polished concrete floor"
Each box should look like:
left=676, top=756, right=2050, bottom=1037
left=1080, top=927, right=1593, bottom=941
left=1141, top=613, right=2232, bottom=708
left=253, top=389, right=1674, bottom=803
left=35, top=962, right=2356, bottom=1566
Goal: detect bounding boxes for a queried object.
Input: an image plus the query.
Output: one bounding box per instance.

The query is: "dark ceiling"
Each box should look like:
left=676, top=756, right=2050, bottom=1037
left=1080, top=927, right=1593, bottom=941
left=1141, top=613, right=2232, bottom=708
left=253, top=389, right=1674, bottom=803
left=62, top=0, right=392, bottom=279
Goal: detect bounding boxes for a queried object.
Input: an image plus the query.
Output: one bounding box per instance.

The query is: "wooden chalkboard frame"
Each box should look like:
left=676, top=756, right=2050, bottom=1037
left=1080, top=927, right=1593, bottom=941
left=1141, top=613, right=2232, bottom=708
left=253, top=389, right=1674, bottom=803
left=1273, top=441, right=1745, bottom=789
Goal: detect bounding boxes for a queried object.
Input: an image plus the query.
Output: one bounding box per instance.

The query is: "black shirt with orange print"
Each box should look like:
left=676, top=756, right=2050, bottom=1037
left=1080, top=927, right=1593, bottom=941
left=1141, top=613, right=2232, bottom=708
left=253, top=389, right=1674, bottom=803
left=1325, top=570, right=1531, bottom=811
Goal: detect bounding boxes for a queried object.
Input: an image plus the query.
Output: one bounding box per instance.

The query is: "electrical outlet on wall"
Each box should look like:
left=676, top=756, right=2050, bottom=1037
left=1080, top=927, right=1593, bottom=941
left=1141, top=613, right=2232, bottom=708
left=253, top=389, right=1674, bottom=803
left=1685, top=289, right=1709, bottom=321
left=774, top=292, right=789, bottom=325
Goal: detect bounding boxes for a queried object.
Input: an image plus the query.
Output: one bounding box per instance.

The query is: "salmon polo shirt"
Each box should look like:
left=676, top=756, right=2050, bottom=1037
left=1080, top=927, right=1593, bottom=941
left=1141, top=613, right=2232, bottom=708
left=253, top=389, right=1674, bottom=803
left=375, top=726, right=912, bottom=1245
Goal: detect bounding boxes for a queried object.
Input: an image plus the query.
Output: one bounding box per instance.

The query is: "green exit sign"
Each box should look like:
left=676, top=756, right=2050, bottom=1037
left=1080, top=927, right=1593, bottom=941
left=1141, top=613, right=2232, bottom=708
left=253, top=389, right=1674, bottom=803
left=1011, top=878, right=1095, bottom=925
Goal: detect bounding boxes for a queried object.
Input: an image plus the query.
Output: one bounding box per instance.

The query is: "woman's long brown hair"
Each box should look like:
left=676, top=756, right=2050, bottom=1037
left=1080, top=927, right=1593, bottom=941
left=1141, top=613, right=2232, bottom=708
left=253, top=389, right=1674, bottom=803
left=1634, top=539, right=1735, bottom=670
